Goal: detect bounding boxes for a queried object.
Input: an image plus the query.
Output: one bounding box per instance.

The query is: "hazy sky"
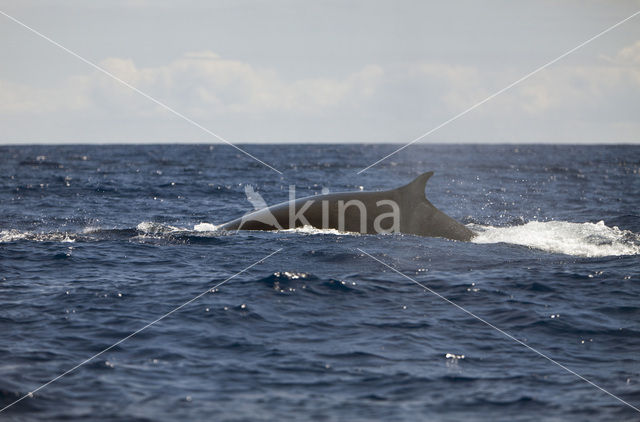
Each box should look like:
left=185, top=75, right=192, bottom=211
left=1, top=0, right=639, bottom=144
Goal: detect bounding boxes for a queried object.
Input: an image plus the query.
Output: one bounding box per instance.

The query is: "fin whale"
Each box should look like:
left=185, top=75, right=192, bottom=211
left=219, top=172, right=475, bottom=241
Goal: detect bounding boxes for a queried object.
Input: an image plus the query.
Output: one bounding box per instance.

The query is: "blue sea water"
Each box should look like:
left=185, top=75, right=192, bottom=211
left=0, top=144, right=639, bottom=421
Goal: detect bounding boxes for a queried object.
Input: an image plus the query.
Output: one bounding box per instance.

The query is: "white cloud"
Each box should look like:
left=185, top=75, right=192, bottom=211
left=408, top=63, right=488, bottom=111
left=1, top=41, right=639, bottom=142
left=78, top=52, right=384, bottom=117
left=507, top=61, right=640, bottom=117
left=0, top=76, right=89, bottom=114
left=610, top=39, right=640, bottom=66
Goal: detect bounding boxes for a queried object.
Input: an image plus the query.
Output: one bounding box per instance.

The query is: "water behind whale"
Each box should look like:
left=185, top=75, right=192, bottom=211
left=1, top=144, right=639, bottom=421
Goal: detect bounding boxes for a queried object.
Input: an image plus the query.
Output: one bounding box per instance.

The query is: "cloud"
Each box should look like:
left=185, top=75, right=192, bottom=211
left=506, top=56, right=640, bottom=118
left=83, top=52, right=384, bottom=117
left=0, top=76, right=88, bottom=114
left=1, top=42, right=639, bottom=142
left=608, top=39, right=640, bottom=66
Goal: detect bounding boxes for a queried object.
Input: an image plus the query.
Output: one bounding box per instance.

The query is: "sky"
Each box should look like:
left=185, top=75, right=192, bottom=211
left=1, top=0, right=639, bottom=144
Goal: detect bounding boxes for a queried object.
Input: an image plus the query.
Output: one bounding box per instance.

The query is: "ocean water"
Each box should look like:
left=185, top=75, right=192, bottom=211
left=0, top=144, right=639, bottom=421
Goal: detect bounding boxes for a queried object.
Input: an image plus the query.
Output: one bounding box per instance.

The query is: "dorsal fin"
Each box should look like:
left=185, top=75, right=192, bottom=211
left=399, top=171, right=433, bottom=199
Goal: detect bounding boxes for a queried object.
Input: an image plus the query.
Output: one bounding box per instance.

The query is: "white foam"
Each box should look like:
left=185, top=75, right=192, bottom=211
left=4, top=220, right=637, bottom=258
left=0, top=229, right=28, bottom=242
left=279, top=225, right=358, bottom=236
left=193, top=222, right=347, bottom=235
left=82, top=226, right=102, bottom=234
left=60, top=234, right=76, bottom=243
left=135, top=221, right=188, bottom=237
left=470, top=220, right=640, bottom=257
left=0, top=229, right=76, bottom=243
left=193, top=222, right=220, bottom=232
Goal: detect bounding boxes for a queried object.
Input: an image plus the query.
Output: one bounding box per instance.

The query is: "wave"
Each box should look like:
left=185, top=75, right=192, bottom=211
left=193, top=222, right=220, bottom=232
left=470, top=220, right=640, bottom=257
left=194, top=222, right=353, bottom=236
left=136, top=221, right=189, bottom=236
left=0, top=229, right=77, bottom=243
left=3, top=220, right=639, bottom=258
left=279, top=225, right=357, bottom=236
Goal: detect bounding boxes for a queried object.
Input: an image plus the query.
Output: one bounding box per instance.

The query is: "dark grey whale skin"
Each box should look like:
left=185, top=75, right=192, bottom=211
left=219, top=172, right=476, bottom=241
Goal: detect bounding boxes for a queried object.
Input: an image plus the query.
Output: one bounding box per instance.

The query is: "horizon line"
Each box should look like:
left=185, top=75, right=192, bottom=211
left=2, top=140, right=640, bottom=146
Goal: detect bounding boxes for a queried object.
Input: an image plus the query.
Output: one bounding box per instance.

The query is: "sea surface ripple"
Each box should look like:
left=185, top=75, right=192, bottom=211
left=0, top=144, right=639, bottom=421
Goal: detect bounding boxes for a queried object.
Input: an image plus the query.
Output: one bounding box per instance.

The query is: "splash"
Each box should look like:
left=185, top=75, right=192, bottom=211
left=193, top=222, right=350, bottom=235
left=0, top=229, right=76, bottom=243
left=193, top=223, right=219, bottom=232
left=279, top=225, right=358, bottom=236
left=0, top=229, right=27, bottom=242
left=4, top=220, right=638, bottom=258
left=470, top=220, right=640, bottom=257
left=136, top=221, right=186, bottom=236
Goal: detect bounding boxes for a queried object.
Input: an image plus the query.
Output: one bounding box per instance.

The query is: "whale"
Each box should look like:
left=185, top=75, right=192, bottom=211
left=219, top=172, right=475, bottom=241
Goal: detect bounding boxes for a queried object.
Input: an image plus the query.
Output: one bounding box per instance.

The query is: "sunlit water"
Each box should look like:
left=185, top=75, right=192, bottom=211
left=1, top=144, right=639, bottom=421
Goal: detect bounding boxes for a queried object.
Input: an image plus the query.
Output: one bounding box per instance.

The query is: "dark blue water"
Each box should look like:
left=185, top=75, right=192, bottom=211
left=1, top=144, right=639, bottom=421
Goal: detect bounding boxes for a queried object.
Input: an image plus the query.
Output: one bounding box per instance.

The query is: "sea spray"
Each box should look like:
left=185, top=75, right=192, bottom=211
left=470, top=220, right=640, bottom=257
